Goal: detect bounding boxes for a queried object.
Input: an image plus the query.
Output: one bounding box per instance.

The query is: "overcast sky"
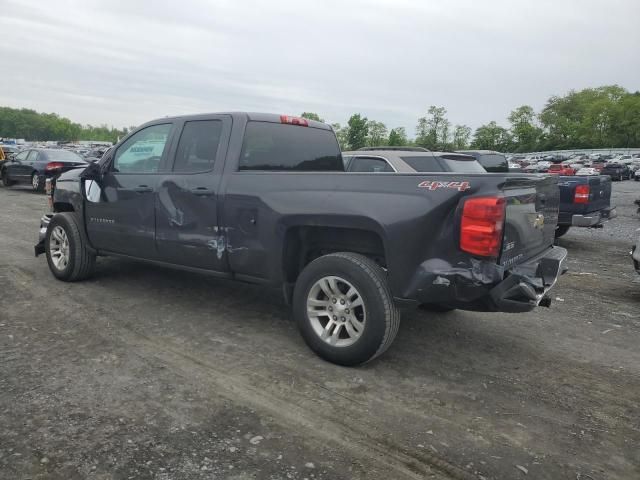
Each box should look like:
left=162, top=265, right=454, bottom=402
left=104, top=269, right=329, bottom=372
left=1, top=0, right=639, bottom=133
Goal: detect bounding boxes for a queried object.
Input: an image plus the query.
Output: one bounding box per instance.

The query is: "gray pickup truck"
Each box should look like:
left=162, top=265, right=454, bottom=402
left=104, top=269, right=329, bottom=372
left=34, top=112, right=566, bottom=365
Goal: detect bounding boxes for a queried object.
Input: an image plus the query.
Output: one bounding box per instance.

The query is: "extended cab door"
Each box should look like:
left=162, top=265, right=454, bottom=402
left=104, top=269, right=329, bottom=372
left=85, top=122, right=175, bottom=258
left=154, top=115, right=232, bottom=271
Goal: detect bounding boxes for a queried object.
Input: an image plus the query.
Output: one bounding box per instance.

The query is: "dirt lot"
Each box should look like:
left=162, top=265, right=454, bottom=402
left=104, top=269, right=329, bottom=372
left=1, top=181, right=639, bottom=480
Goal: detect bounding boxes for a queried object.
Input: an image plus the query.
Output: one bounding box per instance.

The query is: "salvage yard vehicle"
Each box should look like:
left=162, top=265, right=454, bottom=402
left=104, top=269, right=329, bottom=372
left=601, top=162, right=631, bottom=181
left=1, top=148, right=87, bottom=191
left=455, top=150, right=509, bottom=173
left=342, top=150, right=485, bottom=173
left=34, top=112, right=567, bottom=366
left=554, top=175, right=616, bottom=238
left=548, top=164, right=575, bottom=175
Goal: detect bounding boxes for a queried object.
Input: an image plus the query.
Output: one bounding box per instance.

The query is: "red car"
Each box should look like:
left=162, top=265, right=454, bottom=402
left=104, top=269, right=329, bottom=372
left=547, top=164, right=575, bottom=175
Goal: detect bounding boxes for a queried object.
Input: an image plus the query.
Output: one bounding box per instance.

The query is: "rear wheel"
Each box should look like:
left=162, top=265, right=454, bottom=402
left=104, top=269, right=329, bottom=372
left=45, top=212, right=96, bottom=281
left=293, top=252, right=400, bottom=366
left=555, top=225, right=571, bottom=238
left=31, top=172, right=44, bottom=192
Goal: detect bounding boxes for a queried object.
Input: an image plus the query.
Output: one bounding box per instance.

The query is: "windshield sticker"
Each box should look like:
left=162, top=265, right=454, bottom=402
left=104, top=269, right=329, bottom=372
left=418, top=180, right=471, bottom=192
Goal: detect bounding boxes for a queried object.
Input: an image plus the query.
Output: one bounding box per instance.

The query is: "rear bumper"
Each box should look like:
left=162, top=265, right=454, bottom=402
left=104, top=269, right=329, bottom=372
left=488, top=246, right=567, bottom=312
left=34, top=214, right=53, bottom=257
left=563, top=206, right=617, bottom=227
left=401, top=246, right=568, bottom=313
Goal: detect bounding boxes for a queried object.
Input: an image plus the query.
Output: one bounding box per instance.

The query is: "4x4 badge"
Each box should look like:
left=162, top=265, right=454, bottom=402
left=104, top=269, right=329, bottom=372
left=418, top=181, right=471, bottom=192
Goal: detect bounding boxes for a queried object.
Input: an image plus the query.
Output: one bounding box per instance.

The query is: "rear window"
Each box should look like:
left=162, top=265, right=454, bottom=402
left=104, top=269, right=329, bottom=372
left=474, top=154, right=508, bottom=172
left=348, top=156, right=395, bottom=172
left=44, top=150, right=85, bottom=162
left=239, top=122, right=343, bottom=171
left=401, top=155, right=486, bottom=173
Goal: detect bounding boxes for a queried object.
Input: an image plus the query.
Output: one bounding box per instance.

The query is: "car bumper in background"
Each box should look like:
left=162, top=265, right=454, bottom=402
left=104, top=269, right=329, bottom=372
left=34, top=214, right=53, bottom=257
left=571, top=206, right=617, bottom=227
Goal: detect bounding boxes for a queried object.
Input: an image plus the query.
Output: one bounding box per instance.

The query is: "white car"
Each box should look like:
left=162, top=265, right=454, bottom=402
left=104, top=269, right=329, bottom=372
left=536, top=161, right=552, bottom=171
left=508, top=162, right=521, bottom=170
left=575, top=167, right=599, bottom=176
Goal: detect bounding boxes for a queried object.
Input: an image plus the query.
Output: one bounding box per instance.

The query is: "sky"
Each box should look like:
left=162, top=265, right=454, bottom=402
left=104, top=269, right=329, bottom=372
left=1, top=0, right=639, bottom=134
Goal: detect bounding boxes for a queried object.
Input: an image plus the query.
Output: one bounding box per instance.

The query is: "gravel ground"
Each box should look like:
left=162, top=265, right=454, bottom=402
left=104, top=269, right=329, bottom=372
left=1, top=181, right=639, bottom=480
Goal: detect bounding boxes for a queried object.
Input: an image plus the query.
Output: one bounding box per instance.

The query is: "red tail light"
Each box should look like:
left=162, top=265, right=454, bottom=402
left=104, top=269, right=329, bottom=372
left=45, top=162, right=64, bottom=171
left=460, top=196, right=506, bottom=258
left=574, top=184, right=590, bottom=204
left=280, top=115, right=308, bottom=127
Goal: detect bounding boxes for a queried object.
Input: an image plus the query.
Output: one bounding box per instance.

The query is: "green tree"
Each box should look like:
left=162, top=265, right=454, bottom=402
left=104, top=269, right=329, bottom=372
left=366, top=120, right=388, bottom=147
left=331, top=123, right=349, bottom=149
left=415, top=106, right=450, bottom=150
left=388, top=127, right=408, bottom=146
left=347, top=114, right=369, bottom=150
left=508, top=105, right=541, bottom=152
left=300, top=112, right=323, bottom=122
left=471, top=121, right=512, bottom=151
left=452, top=125, right=471, bottom=149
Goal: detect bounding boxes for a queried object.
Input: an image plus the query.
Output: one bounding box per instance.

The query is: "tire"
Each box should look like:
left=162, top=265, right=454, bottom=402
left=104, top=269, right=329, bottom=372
left=555, top=225, right=571, bottom=238
left=419, top=303, right=455, bottom=313
left=1, top=169, right=15, bottom=187
left=31, top=172, right=44, bottom=192
left=45, top=212, right=96, bottom=281
left=293, top=252, right=400, bottom=366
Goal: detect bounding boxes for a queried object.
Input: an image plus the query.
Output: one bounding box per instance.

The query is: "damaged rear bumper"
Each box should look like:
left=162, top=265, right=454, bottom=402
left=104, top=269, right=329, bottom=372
left=34, top=214, right=53, bottom=257
left=400, top=246, right=568, bottom=313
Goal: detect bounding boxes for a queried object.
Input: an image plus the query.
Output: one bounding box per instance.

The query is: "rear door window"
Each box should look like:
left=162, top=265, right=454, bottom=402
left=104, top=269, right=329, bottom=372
left=348, top=156, right=394, bottom=172
left=172, top=120, right=223, bottom=173
left=239, top=122, right=343, bottom=171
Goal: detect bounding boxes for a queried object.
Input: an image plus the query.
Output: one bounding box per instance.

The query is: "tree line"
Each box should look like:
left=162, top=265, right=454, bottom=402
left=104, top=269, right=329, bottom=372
left=303, top=85, right=640, bottom=152
left=0, top=107, right=132, bottom=143
left=2, top=85, right=639, bottom=151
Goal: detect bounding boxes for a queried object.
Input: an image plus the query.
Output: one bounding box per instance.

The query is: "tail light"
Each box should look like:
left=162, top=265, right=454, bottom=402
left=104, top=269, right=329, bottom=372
left=45, top=162, right=64, bottom=171
left=460, top=196, right=506, bottom=258
left=574, top=185, right=590, bottom=204
left=280, top=115, right=308, bottom=127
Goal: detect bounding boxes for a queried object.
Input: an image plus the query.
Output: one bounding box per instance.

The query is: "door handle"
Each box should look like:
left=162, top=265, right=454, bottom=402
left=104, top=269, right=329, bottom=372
left=133, top=185, right=153, bottom=193
left=190, top=187, right=215, bottom=196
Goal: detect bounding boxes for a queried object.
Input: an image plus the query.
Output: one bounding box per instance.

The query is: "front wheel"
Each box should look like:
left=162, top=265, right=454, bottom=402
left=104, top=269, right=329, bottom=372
left=45, top=212, right=96, bottom=281
left=293, top=252, right=400, bottom=366
left=1, top=169, right=15, bottom=187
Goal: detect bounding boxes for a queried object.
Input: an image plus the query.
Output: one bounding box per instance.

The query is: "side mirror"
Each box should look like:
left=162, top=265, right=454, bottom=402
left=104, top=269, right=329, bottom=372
left=80, top=161, right=102, bottom=181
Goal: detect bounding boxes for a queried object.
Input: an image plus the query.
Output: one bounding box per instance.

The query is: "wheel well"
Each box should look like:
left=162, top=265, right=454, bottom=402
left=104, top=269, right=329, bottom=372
left=53, top=202, right=74, bottom=213
left=283, top=226, right=386, bottom=283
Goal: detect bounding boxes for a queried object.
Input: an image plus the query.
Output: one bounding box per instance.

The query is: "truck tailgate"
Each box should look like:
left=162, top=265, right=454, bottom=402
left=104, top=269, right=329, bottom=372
left=500, top=175, right=560, bottom=267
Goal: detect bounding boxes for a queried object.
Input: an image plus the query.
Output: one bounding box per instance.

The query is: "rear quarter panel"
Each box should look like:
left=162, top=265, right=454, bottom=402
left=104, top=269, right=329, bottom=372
left=222, top=172, right=556, bottom=299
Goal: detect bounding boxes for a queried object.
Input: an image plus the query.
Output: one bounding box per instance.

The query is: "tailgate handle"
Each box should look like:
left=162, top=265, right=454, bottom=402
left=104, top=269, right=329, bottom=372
left=133, top=185, right=153, bottom=193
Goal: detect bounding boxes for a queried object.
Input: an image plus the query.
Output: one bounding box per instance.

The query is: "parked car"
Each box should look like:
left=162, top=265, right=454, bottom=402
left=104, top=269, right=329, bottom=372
left=342, top=150, right=485, bottom=173
left=0, top=148, right=87, bottom=191
left=1, top=144, right=20, bottom=161
left=601, top=163, right=631, bottom=181
left=455, top=150, right=508, bottom=172
left=555, top=175, right=616, bottom=238
left=34, top=112, right=566, bottom=366
left=634, top=169, right=640, bottom=181
left=547, top=164, right=575, bottom=175
left=575, top=167, right=599, bottom=176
